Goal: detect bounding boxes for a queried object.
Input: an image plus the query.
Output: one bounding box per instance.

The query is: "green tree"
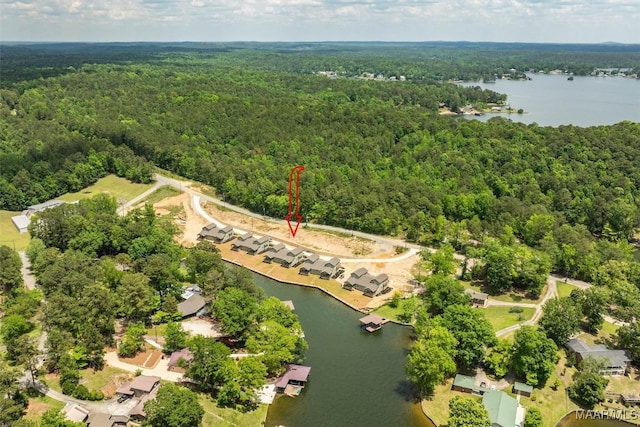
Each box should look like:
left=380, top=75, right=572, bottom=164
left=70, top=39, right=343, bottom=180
left=0, top=360, right=27, bottom=426
left=185, top=336, right=233, bottom=392
left=524, top=407, right=543, bottom=427
left=143, top=383, right=204, bottom=427
left=568, top=357, right=609, bottom=409
left=422, top=244, right=456, bottom=276
left=485, top=339, right=512, bottom=378
left=164, top=321, right=188, bottom=353
left=117, top=272, right=156, bottom=322
left=256, top=297, right=298, bottom=328
left=406, top=319, right=457, bottom=395
left=538, top=297, right=581, bottom=346
left=441, top=304, right=496, bottom=369
left=0, top=245, right=22, bottom=295
left=511, top=326, right=558, bottom=386
left=246, top=321, right=307, bottom=375
left=237, top=357, right=268, bottom=391
left=615, top=321, right=640, bottom=363
left=40, top=409, right=85, bottom=427
left=422, top=275, right=470, bottom=315
left=523, top=214, right=554, bottom=247
left=448, top=395, right=491, bottom=427
left=118, top=322, right=146, bottom=357
left=212, top=287, right=258, bottom=339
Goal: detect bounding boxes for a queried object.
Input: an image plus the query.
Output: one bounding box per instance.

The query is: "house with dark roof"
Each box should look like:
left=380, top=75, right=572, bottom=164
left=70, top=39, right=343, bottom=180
left=231, top=233, right=271, bottom=255
left=177, top=294, right=207, bottom=318
left=566, top=338, right=631, bottom=375
left=275, top=364, right=311, bottom=395
left=197, top=224, right=235, bottom=243
left=263, top=244, right=306, bottom=268
left=86, top=413, right=129, bottom=427
left=298, top=254, right=343, bottom=279
left=465, top=288, right=489, bottom=307
left=482, top=390, right=524, bottom=427
left=342, top=268, right=389, bottom=297
left=116, top=375, right=160, bottom=398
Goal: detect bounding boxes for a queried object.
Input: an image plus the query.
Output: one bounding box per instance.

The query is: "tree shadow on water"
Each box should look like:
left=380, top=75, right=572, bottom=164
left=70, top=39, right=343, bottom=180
left=395, top=380, right=422, bottom=404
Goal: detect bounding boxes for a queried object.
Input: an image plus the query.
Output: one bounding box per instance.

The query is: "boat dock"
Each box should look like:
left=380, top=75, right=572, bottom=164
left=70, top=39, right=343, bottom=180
left=359, top=314, right=389, bottom=332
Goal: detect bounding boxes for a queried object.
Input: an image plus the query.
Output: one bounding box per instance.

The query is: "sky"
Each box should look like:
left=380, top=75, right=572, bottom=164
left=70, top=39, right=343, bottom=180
left=1, top=0, right=639, bottom=44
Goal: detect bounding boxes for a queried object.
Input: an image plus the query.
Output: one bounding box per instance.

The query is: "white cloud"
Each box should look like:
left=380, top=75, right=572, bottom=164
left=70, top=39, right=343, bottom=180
left=0, top=0, right=638, bottom=42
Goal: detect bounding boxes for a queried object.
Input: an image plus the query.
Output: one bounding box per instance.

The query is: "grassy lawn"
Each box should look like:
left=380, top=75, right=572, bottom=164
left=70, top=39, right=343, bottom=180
left=481, top=306, right=535, bottom=333
left=421, top=378, right=482, bottom=426
left=525, top=353, right=580, bottom=427
left=576, top=321, right=620, bottom=345
left=23, top=390, right=64, bottom=421
left=372, top=296, right=422, bottom=323
left=56, top=175, right=154, bottom=203
left=0, top=210, right=31, bottom=251
left=140, top=186, right=181, bottom=206
left=556, top=281, right=578, bottom=298
left=146, top=323, right=168, bottom=340
left=464, top=282, right=543, bottom=304
left=44, top=365, right=132, bottom=396
left=199, top=395, right=268, bottom=426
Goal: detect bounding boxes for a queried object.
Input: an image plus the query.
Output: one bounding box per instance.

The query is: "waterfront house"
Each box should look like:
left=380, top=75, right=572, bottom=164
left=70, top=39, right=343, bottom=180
left=465, top=289, right=489, bottom=307
left=177, top=294, right=207, bottom=318
left=359, top=314, right=387, bottom=332
left=452, top=374, right=487, bottom=395
left=197, top=224, right=235, bottom=243
left=482, top=390, right=524, bottom=427
left=566, top=338, right=630, bottom=375
left=512, top=382, right=533, bottom=398
left=275, top=364, right=311, bottom=396
left=298, top=254, right=343, bottom=279
left=263, top=244, right=306, bottom=268
left=116, top=375, right=160, bottom=398
left=342, top=268, right=389, bottom=297
left=231, top=233, right=271, bottom=255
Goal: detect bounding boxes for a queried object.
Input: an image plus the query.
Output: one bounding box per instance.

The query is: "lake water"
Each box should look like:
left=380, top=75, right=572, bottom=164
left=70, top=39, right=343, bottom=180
left=461, top=74, right=640, bottom=127
left=250, top=273, right=432, bottom=427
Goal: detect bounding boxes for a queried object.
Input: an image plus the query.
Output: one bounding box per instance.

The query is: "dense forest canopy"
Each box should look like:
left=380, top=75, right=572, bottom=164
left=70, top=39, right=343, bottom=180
left=1, top=43, right=639, bottom=285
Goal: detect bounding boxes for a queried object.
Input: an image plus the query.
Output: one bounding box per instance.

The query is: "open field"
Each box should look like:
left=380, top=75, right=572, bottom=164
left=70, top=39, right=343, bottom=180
left=482, top=306, right=535, bottom=332
left=199, top=395, right=269, bottom=427
left=0, top=210, right=31, bottom=250
left=56, top=175, right=154, bottom=203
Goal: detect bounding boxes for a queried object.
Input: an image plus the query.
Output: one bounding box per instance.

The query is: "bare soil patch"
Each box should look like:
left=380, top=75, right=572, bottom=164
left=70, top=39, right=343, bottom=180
left=202, top=201, right=387, bottom=258
left=153, top=193, right=208, bottom=247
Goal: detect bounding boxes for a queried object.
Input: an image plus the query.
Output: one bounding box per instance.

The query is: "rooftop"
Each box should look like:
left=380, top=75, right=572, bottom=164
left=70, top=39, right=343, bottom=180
left=359, top=314, right=386, bottom=326
left=482, top=390, right=518, bottom=427
left=62, top=403, right=89, bottom=423
left=566, top=338, right=631, bottom=368
left=177, top=294, right=206, bottom=317
left=513, top=381, right=534, bottom=394
left=275, top=364, right=311, bottom=389
left=168, top=348, right=194, bottom=367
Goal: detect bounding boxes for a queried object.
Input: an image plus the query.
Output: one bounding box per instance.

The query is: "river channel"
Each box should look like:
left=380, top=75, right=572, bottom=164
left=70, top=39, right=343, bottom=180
left=249, top=272, right=432, bottom=427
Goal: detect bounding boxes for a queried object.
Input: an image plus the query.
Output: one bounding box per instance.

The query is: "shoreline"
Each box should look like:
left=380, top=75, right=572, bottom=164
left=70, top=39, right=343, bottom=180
left=220, top=250, right=414, bottom=327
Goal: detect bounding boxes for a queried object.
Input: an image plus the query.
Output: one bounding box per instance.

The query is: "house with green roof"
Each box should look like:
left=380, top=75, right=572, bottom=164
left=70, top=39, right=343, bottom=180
left=452, top=374, right=488, bottom=395
left=482, top=390, right=525, bottom=427
left=512, top=382, right=533, bottom=398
